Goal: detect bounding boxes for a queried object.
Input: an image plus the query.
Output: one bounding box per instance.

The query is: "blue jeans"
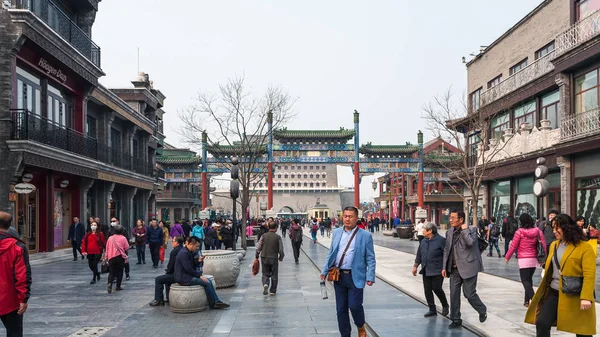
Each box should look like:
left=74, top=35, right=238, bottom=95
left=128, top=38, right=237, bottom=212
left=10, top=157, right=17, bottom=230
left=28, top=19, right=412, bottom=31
left=334, top=272, right=365, bottom=337
left=190, top=277, right=220, bottom=308
left=489, top=237, right=500, bottom=255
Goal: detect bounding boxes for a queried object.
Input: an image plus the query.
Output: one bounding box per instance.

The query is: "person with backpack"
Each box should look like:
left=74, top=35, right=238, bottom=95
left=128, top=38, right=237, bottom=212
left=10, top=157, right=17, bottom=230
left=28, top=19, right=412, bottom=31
left=486, top=217, right=501, bottom=258
left=289, top=219, right=303, bottom=263
left=538, top=210, right=557, bottom=254
left=310, top=218, right=319, bottom=243
left=502, top=214, right=519, bottom=257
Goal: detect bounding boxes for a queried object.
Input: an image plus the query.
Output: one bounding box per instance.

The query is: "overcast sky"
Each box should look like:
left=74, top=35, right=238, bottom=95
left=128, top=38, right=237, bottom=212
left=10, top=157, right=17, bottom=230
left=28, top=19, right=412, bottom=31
left=94, top=0, right=542, bottom=201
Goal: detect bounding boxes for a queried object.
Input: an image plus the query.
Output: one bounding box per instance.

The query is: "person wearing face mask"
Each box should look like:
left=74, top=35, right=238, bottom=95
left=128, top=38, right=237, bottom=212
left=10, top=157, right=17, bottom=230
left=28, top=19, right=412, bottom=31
left=108, top=217, right=131, bottom=280
left=82, top=222, right=106, bottom=284
left=132, top=219, right=147, bottom=264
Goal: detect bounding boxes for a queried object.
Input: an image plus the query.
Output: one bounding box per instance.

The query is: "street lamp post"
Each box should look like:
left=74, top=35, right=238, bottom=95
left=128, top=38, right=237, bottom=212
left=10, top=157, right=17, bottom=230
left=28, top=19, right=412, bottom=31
left=230, top=157, right=239, bottom=251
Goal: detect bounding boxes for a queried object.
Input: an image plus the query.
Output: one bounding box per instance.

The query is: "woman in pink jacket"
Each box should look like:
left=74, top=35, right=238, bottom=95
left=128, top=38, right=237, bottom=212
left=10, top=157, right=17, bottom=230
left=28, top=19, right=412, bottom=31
left=105, top=225, right=129, bottom=294
left=505, top=213, right=547, bottom=307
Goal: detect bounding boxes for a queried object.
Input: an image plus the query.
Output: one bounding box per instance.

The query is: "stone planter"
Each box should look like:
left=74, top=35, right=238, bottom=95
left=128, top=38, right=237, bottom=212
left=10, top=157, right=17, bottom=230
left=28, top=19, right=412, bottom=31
left=235, top=250, right=246, bottom=261
left=395, top=226, right=413, bottom=239
left=202, top=250, right=241, bottom=288
left=169, top=284, right=208, bottom=313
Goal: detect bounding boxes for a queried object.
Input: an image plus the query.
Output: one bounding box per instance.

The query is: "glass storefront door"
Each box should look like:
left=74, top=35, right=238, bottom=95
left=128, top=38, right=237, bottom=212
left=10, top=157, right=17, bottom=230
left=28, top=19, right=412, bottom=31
left=15, top=188, right=38, bottom=252
left=53, top=190, right=71, bottom=249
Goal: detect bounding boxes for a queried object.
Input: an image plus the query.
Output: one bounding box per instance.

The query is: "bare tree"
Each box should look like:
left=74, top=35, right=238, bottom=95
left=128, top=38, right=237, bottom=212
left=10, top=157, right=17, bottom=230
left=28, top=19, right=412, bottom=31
left=296, top=201, right=309, bottom=213
left=422, top=88, right=514, bottom=227
left=179, top=75, right=297, bottom=249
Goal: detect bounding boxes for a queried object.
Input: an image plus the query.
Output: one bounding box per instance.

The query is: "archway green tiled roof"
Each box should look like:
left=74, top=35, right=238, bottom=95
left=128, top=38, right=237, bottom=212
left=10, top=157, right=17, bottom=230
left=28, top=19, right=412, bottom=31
left=273, top=128, right=355, bottom=141
left=359, top=143, right=420, bottom=156
left=206, top=144, right=267, bottom=156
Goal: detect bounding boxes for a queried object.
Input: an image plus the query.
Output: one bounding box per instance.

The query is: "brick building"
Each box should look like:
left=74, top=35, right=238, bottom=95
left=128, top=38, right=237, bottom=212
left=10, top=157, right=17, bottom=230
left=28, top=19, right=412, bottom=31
left=0, top=1, right=164, bottom=252
left=457, top=0, right=600, bottom=226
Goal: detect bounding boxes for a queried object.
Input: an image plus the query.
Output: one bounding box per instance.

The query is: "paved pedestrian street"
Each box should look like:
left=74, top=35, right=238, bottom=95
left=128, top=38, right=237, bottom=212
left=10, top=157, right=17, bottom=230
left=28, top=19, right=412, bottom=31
left=1, top=236, right=483, bottom=337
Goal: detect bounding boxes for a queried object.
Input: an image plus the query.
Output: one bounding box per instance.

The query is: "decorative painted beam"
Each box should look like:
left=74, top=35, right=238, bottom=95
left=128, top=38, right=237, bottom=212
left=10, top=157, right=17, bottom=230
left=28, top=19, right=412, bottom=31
left=274, top=157, right=353, bottom=163
left=272, top=144, right=355, bottom=151
left=166, top=178, right=204, bottom=183
left=359, top=157, right=419, bottom=163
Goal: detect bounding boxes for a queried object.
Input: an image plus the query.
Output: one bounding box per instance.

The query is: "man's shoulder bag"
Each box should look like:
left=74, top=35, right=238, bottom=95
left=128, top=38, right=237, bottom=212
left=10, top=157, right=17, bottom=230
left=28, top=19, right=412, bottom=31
left=327, top=227, right=359, bottom=282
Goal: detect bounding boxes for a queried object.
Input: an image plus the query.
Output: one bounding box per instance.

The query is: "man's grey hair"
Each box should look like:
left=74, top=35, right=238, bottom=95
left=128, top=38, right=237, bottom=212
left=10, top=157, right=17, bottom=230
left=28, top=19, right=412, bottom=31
left=423, top=222, right=437, bottom=234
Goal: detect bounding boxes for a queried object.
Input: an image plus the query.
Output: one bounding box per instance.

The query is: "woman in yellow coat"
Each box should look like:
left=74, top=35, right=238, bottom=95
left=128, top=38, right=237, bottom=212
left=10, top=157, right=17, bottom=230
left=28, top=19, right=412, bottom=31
left=524, top=214, right=596, bottom=337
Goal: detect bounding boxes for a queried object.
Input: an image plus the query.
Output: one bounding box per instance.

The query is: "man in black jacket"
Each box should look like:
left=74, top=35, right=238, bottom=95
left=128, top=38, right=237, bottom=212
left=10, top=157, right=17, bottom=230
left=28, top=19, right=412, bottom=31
left=174, top=236, right=230, bottom=309
left=68, top=216, right=86, bottom=261
left=146, top=219, right=164, bottom=268
left=150, top=236, right=184, bottom=306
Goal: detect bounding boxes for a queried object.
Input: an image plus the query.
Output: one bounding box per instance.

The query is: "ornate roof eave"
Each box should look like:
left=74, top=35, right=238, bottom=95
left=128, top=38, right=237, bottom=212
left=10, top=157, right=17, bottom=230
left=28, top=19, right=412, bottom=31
left=206, top=144, right=267, bottom=156
left=156, top=156, right=202, bottom=165
left=273, top=128, right=355, bottom=142
left=359, top=143, right=420, bottom=156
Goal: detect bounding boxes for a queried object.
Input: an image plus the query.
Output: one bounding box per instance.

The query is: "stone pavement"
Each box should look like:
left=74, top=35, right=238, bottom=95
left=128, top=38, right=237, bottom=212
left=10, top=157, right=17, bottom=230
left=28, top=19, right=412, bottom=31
left=305, top=228, right=600, bottom=337
left=371, top=229, right=600, bottom=297
left=0, top=241, right=358, bottom=337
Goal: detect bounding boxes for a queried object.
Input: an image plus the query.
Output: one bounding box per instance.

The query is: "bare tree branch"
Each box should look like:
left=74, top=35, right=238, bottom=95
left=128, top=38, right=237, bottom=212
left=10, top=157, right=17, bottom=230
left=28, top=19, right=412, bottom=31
left=178, top=75, right=297, bottom=249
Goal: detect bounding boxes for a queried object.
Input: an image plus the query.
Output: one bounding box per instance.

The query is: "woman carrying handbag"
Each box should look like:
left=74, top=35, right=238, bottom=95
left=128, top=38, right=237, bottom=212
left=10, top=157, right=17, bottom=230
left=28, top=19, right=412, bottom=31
left=524, top=214, right=596, bottom=337
left=505, top=213, right=547, bottom=307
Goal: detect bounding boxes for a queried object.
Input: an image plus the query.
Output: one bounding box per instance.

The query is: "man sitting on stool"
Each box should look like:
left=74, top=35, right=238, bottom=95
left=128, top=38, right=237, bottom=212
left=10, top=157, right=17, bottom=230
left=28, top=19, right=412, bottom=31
left=149, top=236, right=184, bottom=306
left=174, top=236, right=230, bottom=309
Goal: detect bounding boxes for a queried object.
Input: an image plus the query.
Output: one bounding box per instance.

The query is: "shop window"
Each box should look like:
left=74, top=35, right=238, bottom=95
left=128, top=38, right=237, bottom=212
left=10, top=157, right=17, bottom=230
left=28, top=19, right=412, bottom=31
left=541, top=90, right=560, bottom=129
left=535, top=41, right=555, bottom=60
left=491, top=180, right=510, bottom=226
left=515, top=176, right=537, bottom=219
left=491, top=112, right=510, bottom=139
left=86, top=116, right=97, bottom=139
left=510, top=59, right=528, bottom=75
left=514, top=100, right=536, bottom=128
left=575, top=68, right=599, bottom=114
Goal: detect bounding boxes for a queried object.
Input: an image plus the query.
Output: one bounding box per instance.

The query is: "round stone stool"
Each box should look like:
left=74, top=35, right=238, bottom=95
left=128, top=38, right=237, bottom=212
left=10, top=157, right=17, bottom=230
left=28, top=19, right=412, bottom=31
left=169, top=284, right=207, bottom=313
left=202, top=250, right=241, bottom=288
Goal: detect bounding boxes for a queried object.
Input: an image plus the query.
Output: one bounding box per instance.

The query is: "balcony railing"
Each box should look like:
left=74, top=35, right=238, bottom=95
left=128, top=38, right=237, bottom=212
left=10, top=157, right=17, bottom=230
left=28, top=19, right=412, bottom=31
left=560, top=108, right=600, bottom=141
left=479, top=51, right=555, bottom=108
left=157, top=191, right=202, bottom=200
left=12, top=0, right=101, bottom=68
left=555, top=9, right=600, bottom=57
left=10, top=109, right=153, bottom=176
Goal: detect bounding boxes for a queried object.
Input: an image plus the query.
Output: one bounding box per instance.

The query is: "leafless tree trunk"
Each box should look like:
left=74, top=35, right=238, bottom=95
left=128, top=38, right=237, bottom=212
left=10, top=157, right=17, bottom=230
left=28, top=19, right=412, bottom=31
left=179, top=75, right=296, bottom=249
left=422, top=89, right=514, bottom=227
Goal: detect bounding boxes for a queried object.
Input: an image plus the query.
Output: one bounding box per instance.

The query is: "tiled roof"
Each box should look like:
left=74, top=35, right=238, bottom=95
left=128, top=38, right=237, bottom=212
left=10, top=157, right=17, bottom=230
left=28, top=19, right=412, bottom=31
left=273, top=128, right=355, bottom=141
left=359, top=143, right=420, bottom=155
left=156, top=156, right=202, bottom=165
left=206, top=144, right=267, bottom=156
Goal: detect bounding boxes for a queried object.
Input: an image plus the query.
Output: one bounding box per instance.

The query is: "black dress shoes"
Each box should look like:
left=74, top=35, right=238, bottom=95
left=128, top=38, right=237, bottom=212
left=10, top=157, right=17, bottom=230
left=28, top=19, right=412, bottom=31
left=442, top=306, right=449, bottom=316
left=424, top=310, right=437, bottom=317
left=149, top=300, right=164, bottom=306
left=448, top=321, right=462, bottom=329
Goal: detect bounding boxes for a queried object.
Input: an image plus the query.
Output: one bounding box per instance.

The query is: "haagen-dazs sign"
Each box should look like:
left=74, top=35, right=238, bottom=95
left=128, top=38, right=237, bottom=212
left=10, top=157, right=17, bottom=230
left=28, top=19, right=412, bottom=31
left=38, top=58, right=68, bottom=84
left=14, top=183, right=36, bottom=194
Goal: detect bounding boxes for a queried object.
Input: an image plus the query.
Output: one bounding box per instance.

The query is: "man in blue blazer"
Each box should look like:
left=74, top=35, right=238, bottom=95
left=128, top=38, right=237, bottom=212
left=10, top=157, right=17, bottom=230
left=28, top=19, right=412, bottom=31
left=321, top=206, right=376, bottom=337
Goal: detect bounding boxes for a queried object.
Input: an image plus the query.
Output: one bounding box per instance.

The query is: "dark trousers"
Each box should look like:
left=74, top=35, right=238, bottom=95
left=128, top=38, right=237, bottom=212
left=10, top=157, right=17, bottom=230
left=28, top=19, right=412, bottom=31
left=535, top=289, right=591, bottom=337
left=281, top=229, right=287, bottom=237
left=489, top=237, right=501, bottom=256
left=149, top=243, right=161, bottom=267
left=189, top=277, right=220, bottom=308
left=87, top=254, right=101, bottom=277
left=108, top=255, right=125, bottom=288
left=375, top=224, right=379, bottom=232
left=0, top=310, right=23, bottom=337
left=291, top=241, right=301, bottom=261
left=136, top=244, right=146, bottom=263
left=72, top=240, right=82, bottom=259
left=504, top=238, right=513, bottom=256
left=449, top=271, right=486, bottom=323
left=519, top=267, right=536, bottom=303
left=334, top=272, right=365, bottom=337
left=261, top=257, right=279, bottom=293
left=423, top=275, right=448, bottom=310
left=154, top=274, right=176, bottom=301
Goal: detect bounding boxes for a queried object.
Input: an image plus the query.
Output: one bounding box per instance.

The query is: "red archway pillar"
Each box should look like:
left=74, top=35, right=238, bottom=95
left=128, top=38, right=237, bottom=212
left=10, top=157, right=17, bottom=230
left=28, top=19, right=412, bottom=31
left=418, top=172, right=424, bottom=209
left=267, top=162, right=273, bottom=210
left=354, top=162, right=360, bottom=208
left=401, top=174, right=405, bottom=219
left=201, top=172, right=208, bottom=210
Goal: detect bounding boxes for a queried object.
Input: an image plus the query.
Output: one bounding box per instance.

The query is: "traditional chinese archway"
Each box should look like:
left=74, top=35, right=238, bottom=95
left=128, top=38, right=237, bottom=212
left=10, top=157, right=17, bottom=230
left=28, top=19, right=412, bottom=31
left=201, top=111, right=427, bottom=217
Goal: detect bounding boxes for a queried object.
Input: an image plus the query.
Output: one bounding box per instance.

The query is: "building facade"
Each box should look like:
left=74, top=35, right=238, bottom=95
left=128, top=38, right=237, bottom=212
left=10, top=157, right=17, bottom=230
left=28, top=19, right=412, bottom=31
left=156, top=147, right=203, bottom=223
left=0, top=1, right=164, bottom=252
left=373, top=138, right=463, bottom=225
left=460, top=0, right=600, bottom=226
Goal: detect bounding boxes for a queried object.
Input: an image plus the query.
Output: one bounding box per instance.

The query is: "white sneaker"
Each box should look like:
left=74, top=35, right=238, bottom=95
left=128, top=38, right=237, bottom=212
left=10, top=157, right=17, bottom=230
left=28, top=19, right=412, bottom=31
left=263, top=284, right=268, bottom=295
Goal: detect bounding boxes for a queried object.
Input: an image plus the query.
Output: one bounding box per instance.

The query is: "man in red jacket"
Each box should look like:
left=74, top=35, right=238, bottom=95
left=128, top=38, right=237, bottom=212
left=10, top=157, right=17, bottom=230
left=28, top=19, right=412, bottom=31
left=0, top=211, right=32, bottom=337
